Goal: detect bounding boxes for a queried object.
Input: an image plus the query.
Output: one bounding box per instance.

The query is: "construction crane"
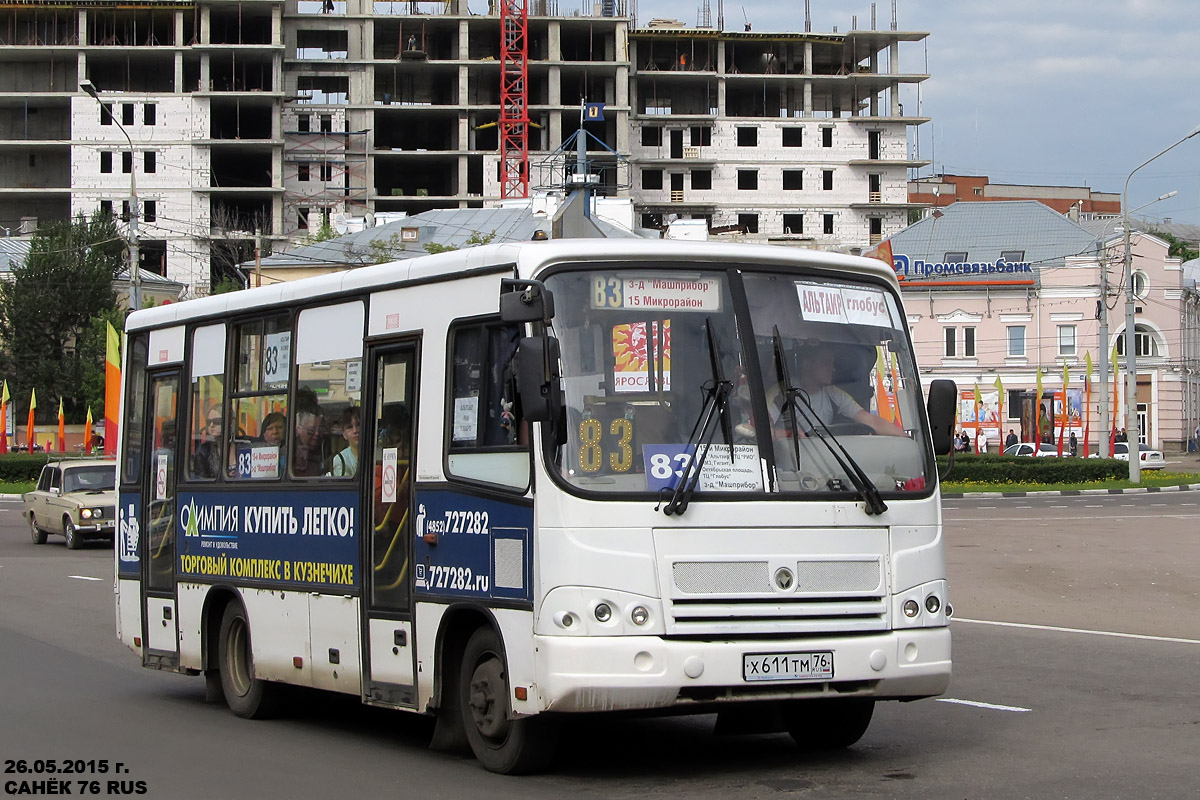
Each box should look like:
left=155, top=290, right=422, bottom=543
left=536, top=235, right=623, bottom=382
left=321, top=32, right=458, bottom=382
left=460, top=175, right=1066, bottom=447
left=499, top=0, right=529, bottom=199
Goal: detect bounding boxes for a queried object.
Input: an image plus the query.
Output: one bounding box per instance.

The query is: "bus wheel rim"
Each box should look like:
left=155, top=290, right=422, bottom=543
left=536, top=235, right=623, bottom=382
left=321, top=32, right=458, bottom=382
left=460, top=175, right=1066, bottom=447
left=227, top=618, right=252, bottom=697
left=467, top=656, right=508, bottom=741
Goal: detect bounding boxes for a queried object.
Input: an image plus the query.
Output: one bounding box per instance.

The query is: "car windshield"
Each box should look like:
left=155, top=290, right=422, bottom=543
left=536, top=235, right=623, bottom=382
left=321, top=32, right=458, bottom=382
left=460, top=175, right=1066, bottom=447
left=543, top=265, right=932, bottom=499
left=63, top=466, right=116, bottom=493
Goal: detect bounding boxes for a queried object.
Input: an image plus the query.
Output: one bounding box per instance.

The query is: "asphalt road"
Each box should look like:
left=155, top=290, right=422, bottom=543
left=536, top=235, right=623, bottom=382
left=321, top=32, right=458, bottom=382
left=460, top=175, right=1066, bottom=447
left=1, top=493, right=1198, bottom=799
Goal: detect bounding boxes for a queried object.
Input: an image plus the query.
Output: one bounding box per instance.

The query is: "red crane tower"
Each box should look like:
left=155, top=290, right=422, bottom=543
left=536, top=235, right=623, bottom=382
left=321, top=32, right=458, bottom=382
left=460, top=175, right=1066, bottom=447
left=499, top=0, right=529, bottom=199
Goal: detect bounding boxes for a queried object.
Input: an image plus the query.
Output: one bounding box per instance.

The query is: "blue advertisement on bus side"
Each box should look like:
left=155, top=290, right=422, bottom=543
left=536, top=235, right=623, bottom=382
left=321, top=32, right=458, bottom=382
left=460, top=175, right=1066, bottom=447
left=117, top=492, right=141, bottom=579
left=176, top=490, right=360, bottom=591
left=413, top=489, right=533, bottom=604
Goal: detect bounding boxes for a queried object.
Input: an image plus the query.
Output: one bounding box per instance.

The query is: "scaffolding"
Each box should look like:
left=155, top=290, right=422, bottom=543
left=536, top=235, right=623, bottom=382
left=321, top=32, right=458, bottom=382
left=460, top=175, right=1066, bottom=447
left=283, top=129, right=370, bottom=230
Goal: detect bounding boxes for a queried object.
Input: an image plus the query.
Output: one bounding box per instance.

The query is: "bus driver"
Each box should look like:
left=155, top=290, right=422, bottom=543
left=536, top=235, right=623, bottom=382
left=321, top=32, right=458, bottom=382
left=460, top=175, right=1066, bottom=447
left=776, top=343, right=905, bottom=438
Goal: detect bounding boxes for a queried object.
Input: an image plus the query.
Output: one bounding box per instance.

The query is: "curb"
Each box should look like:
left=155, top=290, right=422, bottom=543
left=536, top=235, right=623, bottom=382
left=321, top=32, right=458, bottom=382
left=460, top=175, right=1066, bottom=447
left=944, top=482, right=1200, bottom=499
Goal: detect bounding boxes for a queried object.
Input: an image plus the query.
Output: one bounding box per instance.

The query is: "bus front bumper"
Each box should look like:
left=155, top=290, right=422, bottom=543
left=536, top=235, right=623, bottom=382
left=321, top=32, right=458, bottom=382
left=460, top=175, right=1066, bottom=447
left=533, top=627, right=950, bottom=713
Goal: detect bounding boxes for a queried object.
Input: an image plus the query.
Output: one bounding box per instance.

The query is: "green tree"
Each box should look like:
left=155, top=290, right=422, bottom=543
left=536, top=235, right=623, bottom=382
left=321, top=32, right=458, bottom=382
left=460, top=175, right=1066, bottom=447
left=1149, top=227, right=1199, bottom=263
left=0, top=212, right=124, bottom=423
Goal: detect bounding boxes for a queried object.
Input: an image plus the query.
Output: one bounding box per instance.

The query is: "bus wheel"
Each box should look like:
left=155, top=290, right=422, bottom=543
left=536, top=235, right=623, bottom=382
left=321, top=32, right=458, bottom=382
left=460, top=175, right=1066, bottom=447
left=217, top=603, right=281, bottom=719
left=459, top=627, right=557, bottom=774
left=65, top=519, right=81, bottom=550
left=29, top=515, right=46, bottom=545
left=782, top=698, right=875, bottom=750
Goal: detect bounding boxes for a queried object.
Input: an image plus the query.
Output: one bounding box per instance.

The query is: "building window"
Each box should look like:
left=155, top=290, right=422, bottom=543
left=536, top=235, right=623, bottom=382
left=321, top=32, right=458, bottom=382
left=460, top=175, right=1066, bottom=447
left=1000, top=249, right=1025, bottom=263
left=822, top=169, right=833, bottom=190
left=640, top=213, right=663, bottom=229
left=945, top=251, right=967, bottom=263
left=823, top=214, right=834, bottom=234
left=738, top=213, right=758, bottom=234
left=320, top=161, right=333, bottom=181
left=144, top=104, right=156, bottom=126
left=143, top=200, right=157, bottom=223
left=821, top=127, right=833, bottom=147
left=298, top=206, right=310, bottom=229
left=298, top=164, right=310, bottom=182
left=963, top=326, right=975, bottom=358
left=100, top=103, right=113, bottom=126
left=736, top=127, right=757, bottom=146
left=298, top=115, right=311, bottom=133
left=783, top=214, right=803, bottom=234
left=1116, top=326, right=1158, bottom=358
left=1007, top=326, right=1026, bottom=357
left=737, top=170, right=757, bottom=190
left=121, top=151, right=132, bottom=174
left=1007, top=389, right=1022, bottom=420
left=100, top=151, right=112, bottom=173
left=690, top=126, right=711, bottom=146
left=691, top=169, right=711, bottom=190
left=1058, top=325, right=1076, bottom=356
left=122, top=103, right=134, bottom=126
left=973, top=187, right=982, bottom=196
left=782, top=127, right=803, bottom=147
left=121, top=200, right=130, bottom=221
left=782, top=170, right=803, bottom=190
left=1132, top=271, right=1149, bottom=299
left=641, top=126, right=661, bottom=147
left=100, top=200, right=112, bottom=216
left=944, top=327, right=957, bottom=358
left=320, top=114, right=333, bottom=133
left=869, top=217, right=883, bottom=239
left=641, top=169, right=663, bottom=190
left=144, top=152, right=156, bottom=174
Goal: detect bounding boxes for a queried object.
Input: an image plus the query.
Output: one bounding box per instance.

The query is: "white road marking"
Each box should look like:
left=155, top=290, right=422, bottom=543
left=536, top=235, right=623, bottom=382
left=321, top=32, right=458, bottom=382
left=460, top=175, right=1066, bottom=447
left=68, top=575, right=103, bottom=582
left=945, top=513, right=1200, bottom=523
left=954, top=617, right=1200, bottom=646
left=936, top=698, right=1031, bottom=713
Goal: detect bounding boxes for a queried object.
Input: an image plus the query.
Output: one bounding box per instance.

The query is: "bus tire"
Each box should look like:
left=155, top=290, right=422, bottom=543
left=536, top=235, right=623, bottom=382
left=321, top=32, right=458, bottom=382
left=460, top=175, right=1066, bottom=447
left=65, top=518, right=81, bottom=550
left=459, top=626, right=557, bottom=774
left=29, top=515, right=47, bottom=545
left=217, top=603, right=281, bottom=719
left=782, top=698, right=875, bottom=750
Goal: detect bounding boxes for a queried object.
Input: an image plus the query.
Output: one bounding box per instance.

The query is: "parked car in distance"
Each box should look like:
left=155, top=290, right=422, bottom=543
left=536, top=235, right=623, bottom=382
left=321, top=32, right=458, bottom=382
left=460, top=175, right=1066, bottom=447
left=1089, top=442, right=1166, bottom=469
left=1003, top=442, right=1060, bottom=457
left=24, top=459, right=117, bottom=549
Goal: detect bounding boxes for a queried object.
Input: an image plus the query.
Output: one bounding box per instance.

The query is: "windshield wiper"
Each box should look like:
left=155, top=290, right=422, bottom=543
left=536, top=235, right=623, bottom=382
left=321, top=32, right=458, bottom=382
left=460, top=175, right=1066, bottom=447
left=771, top=329, right=887, bottom=516
left=661, top=318, right=733, bottom=516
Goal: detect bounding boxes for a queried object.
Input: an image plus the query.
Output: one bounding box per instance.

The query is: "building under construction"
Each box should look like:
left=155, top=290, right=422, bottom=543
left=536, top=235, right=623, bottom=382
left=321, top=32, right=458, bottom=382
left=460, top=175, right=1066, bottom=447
left=0, top=0, right=928, bottom=294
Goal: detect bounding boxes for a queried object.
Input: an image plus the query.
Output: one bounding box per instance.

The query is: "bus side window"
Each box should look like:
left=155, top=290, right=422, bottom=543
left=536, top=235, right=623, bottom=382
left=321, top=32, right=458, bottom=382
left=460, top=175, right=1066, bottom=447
left=187, top=323, right=226, bottom=481
left=446, top=321, right=528, bottom=490
left=228, top=315, right=291, bottom=481
left=293, top=301, right=365, bottom=479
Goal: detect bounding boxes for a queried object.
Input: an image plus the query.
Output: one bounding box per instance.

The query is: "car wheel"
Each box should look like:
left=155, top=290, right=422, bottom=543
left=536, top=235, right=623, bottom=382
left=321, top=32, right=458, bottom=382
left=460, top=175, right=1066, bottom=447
left=460, top=626, right=558, bottom=774
left=64, top=518, right=81, bottom=550
left=29, top=515, right=47, bottom=545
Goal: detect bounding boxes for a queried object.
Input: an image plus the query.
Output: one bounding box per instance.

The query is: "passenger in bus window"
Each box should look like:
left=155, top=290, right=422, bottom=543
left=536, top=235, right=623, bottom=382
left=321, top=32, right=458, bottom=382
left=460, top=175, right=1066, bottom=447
left=778, top=343, right=905, bottom=438
left=292, top=408, right=326, bottom=476
left=261, top=412, right=287, bottom=447
left=331, top=406, right=360, bottom=477
left=191, top=408, right=223, bottom=479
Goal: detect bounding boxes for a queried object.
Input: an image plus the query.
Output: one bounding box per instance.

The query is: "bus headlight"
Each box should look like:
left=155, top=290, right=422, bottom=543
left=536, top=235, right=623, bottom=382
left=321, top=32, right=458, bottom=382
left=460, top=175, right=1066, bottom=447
left=593, top=603, right=612, bottom=622
left=630, top=606, right=649, bottom=626
left=903, top=599, right=920, bottom=618
left=925, top=595, right=941, bottom=614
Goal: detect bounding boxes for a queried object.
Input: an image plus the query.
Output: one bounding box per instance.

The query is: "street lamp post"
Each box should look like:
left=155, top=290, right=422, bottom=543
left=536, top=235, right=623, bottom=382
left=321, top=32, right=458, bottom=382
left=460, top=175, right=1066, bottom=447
left=80, top=79, right=140, bottom=312
left=1121, top=125, right=1200, bottom=483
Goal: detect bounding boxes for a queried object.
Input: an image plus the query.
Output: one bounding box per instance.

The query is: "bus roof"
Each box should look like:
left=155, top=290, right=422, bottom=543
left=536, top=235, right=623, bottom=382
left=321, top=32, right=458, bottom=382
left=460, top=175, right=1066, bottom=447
left=125, top=239, right=899, bottom=332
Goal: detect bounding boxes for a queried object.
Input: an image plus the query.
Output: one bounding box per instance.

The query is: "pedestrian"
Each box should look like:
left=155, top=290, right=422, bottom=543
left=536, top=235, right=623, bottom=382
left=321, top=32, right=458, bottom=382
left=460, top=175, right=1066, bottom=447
left=1116, top=427, right=1127, bottom=443
left=1005, top=428, right=1018, bottom=449
left=1069, top=431, right=1078, bottom=457
left=979, top=433, right=988, bottom=454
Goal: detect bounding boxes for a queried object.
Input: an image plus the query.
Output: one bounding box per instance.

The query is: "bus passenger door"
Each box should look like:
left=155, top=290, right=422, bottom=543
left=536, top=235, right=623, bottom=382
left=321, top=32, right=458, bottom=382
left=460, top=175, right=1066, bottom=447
left=142, top=371, right=181, bottom=667
left=362, top=343, right=418, bottom=706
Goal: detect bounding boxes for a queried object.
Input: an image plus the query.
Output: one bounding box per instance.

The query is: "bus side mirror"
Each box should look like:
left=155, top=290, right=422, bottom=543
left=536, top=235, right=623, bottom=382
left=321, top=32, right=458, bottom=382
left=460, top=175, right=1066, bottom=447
left=515, top=336, right=562, bottom=425
left=926, top=379, right=957, bottom=456
left=500, top=279, right=555, bottom=324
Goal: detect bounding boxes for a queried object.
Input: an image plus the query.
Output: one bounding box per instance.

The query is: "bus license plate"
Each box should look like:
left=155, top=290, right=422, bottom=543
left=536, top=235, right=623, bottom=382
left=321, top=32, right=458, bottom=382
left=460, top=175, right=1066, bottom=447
left=742, top=651, right=833, bottom=682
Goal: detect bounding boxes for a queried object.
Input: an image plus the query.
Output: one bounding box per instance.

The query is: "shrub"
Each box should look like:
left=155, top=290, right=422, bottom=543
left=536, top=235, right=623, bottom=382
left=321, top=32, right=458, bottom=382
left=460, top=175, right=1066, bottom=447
left=0, top=454, right=55, bottom=482
left=937, top=453, right=1127, bottom=484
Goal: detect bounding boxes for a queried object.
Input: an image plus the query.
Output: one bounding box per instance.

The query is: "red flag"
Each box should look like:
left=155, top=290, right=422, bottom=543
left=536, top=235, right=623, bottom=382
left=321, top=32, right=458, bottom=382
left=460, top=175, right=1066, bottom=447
left=26, top=388, right=36, bottom=453
left=84, top=407, right=93, bottom=454
left=57, top=397, right=65, bottom=453
left=105, top=322, right=121, bottom=457
left=0, top=379, right=9, bottom=455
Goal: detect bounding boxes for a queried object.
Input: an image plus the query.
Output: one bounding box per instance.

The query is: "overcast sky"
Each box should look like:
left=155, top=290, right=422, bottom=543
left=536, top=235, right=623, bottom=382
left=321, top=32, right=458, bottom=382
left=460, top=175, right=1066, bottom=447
left=639, top=0, right=1200, bottom=225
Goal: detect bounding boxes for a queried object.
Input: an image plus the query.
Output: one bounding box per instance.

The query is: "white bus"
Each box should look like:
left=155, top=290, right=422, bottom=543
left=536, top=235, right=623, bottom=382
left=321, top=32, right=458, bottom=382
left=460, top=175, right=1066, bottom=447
left=115, top=239, right=957, bottom=774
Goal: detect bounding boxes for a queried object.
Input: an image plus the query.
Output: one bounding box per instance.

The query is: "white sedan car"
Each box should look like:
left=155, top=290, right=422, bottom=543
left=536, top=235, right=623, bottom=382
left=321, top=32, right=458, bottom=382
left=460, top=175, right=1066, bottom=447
left=1109, top=442, right=1166, bottom=469
left=1003, top=442, right=1060, bottom=457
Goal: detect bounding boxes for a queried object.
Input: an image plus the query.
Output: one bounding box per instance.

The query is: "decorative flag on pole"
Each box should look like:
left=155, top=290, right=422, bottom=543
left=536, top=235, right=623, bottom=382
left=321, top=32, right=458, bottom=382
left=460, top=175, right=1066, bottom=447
left=84, top=406, right=93, bottom=454
left=1110, top=344, right=1120, bottom=451
left=1057, top=364, right=1069, bottom=457
left=873, top=347, right=894, bottom=423
left=864, top=240, right=895, bottom=272
left=888, top=352, right=905, bottom=429
left=26, top=388, right=36, bottom=453
left=583, top=102, right=606, bottom=122
left=1034, top=367, right=1044, bottom=444
left=1083, top=352, right=1094, bottom=457
left=972, top=383, right=982, bottom=454
left=105, top=321, right=121, bottom=457
left=57, top=397, right=65, bottom=453
left=0, top=379, right=8, bottom=455
left=993, top=374, right=1005, bottom=441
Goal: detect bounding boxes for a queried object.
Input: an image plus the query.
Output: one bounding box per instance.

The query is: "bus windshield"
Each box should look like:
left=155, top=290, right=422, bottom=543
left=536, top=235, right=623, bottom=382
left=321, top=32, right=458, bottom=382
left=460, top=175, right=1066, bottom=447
left=544, top=266, right=932, bottom=499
